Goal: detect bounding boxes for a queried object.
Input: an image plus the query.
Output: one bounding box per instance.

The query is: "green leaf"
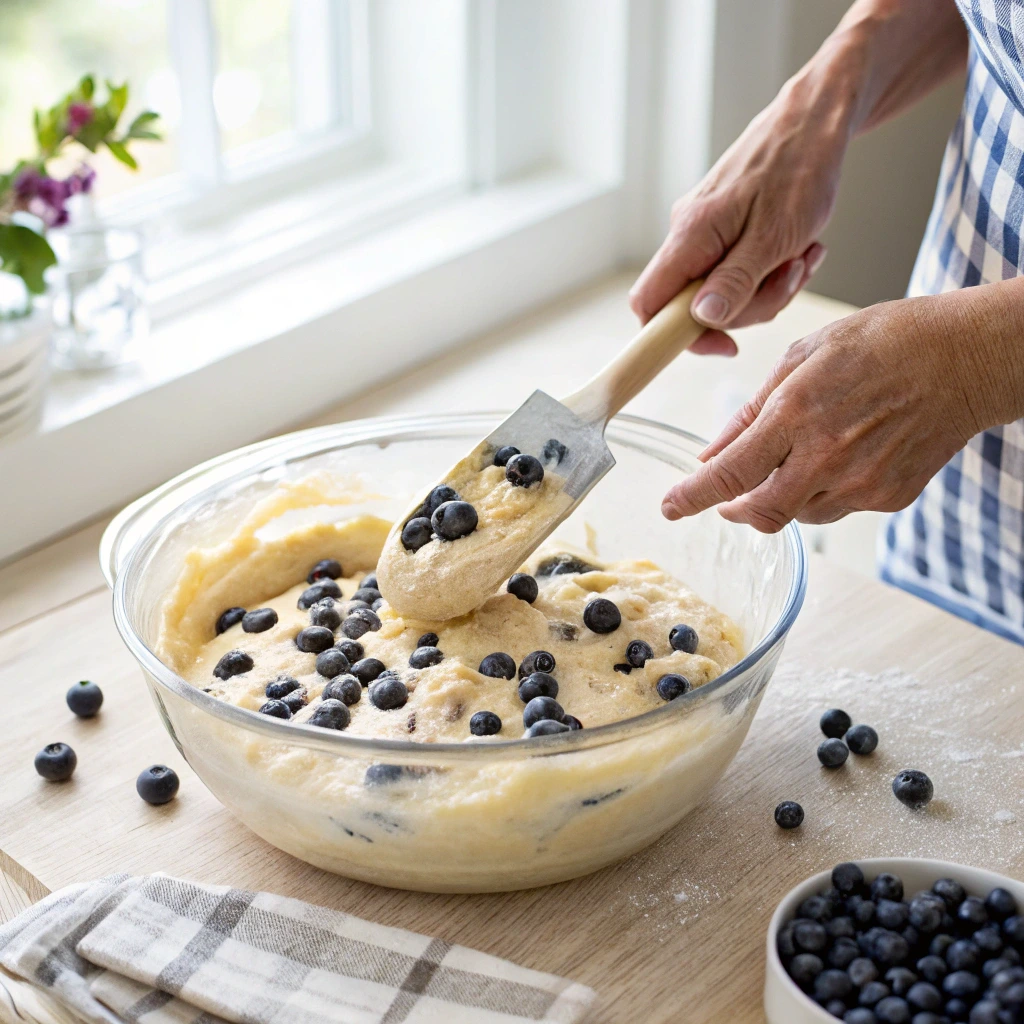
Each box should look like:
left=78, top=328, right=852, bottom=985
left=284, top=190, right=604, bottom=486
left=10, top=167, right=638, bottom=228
left=105, top=81, right=129, bottom=123
left=124, top=110, right=162, bottom=141
left=105, top=139, right=137, bottom=169
left=79, top=74, right=95, bottom=101
left=0, top=224, right=58, bottom=295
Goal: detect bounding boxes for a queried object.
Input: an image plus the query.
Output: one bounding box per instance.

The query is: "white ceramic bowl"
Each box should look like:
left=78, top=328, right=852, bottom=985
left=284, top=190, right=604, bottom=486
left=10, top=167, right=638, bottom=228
left=765, top=858, right=1024, bottom=1023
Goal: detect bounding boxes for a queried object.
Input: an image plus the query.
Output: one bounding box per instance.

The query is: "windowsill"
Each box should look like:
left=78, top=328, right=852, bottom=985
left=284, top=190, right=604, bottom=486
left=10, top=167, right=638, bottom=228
left=0, top=167, right=624, bottom=563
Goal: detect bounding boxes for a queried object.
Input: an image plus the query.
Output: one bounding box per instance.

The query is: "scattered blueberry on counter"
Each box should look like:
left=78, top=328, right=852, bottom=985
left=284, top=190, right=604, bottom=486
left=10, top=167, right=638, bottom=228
left=669, top=623, right=699, bottom=654
left=470, top=710, right=502, bottom=736
left=583, top=598, right=621, bottom=634
left=505, top=453, right=544, bottom=487
left=431, top=500, right=478, bottom=540
left=322, top=675, right=362, bottom=706
left=35, top=742, right=77, bottom=781
left=369, top=674, right=408, bottom=711
left=315, top=648, right=351, bottom=678
left=774, top=800, right=804, bottom=829
left=818, top=737, right=850, bottom=769
left=892, top=769, right=934, bottom=811
left=518, top=672, right=559, bottom=703
left=518, top=649, right=556, bottom=678
left=295, top=626, right=335, bottom=653
left=847, top=724, right=880, bottom=756
left=625, top=640, right=653, bottom=668
left=307, top=559, right=342, bottom=583
left=309, top=698, right=351, bottom=730
left=216, top=606, right=246, bottom=634
left=259, top=699, right=292, bottom=719
left=656, top=673, right=691, bottom=701
left=507, top=572, right=539, bottom=603
left=821, top=708, right=853, bottom=739
left=409, top=645, right=444, bottom=668
left=779, top=863, right=1024, bottom=1023
left=66, top=680, right=103, bottom=718
left=241, top=608, right=278, bottom=633
left=493, top=445, right=520, bottom=466
left=214, top=649, right=253, bottom=680
left=479, top=652, right=517, bottom=680
left=136, top=765, right=179, bottom=805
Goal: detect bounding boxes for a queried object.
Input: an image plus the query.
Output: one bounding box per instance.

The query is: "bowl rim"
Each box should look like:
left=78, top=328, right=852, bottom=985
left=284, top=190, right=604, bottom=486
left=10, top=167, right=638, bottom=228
left=764, top=857, right=1024, bottom=1023
left=105, top=410, right=809, bottom=760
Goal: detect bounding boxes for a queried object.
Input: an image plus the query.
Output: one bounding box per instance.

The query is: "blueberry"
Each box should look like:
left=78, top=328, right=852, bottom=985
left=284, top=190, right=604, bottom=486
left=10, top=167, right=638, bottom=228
left=518, top=672, right=559, bottom=703
left=308, top=558, right=342, bottom=583
left=352, top=587, right=381, bottom=606
left=34, top=742, right=77, bottom=781
left=364, top=764, right=406, bottom=786
left=298, top=580, right=342, bottom=609
left=614, top=663, right=632, bottom=674
left=774, top=801, right=804, bottom=829
left=849, top=958, right=880, bottom=987
left=525, top=719, right=570, bottom=737
left=308, top=698, right=351, bottom=730
left=1003, top=915, right=1024, bottom=945
left=240, top=608, right=277, bottom=633
left=943, top=998, right=969, bottom=1021
left=625, top=640, right=654, bottom=668
left=892, top=770, right=933, bottom=810
left=933, top=879, right=966, bottom=910
left=909, top=895, right=946, bottom=933
left=581, top=598, right=620, bottom=635
left=369, top=675, right=408, bottom=710
left=507, top=573, right=539, bottom=603
left=930, top=934, right=955, bottom=958
left=829, top=917, right=857, bottom=940
left=470, top=711, right=502, bottom=736
left=345, top=600, right=372, bottom=615
left=371, top=598, right=384, bottom=611
left=829, top=937, right=861, bottom=969
left=906, top=982, right=943, bottom=1013
left=984, top=956, right=1014, bottom=980
left=657, top=674, right=691, bottom=701
left=535, top=553, right=599, bottom=577
left=945, top=939, right=981, bottom=972
left=409, top=646, right=443, bottom=669
left=834, top=862, right=866, bottom=894
left=214, top=649, right=253, bottom=679
left=943, top=971, right=980, bottom=1000
left=818, top=737, right=850, bottom=768
left=794, top=920, right=829, bottom=954
left=401, top=517, right=433, bottom=551
left=215, top=606, right=246, bottom=634
left=901, top=924, right=920, bottom=950
left=800, top=895, right=835, bottom=923
left=518, top=650, right=556, bottom=678
left=522, top=695, right=564, bottom=728
left=986, top=889, right=1019, bottom=923
left=911, top=1014, right=948, bottom=1024
left=825, top=999, right=848, bottom=1018
left=564, top=715, right=583, bottom=730
left=310, top=598, right=342, bottom=630
left=259, top=699, right=292, bottom=719
left=874, top=997, right=911, bottom=1023
left=493, top=445, right=520, bottom=466
left=479, top=652, right=516, bottom=679
left=669, top=623, right=699, bottom=654
left=878, top=900, right=911, bottom=930
left=505, top=453, right=544, bottom=487
left=885, top=968, right=919, bottom=997
left=847, top=724, right=879, bottom=755
left=350, top=658, right=386, bottom=685
left=262, top=677, right=297, bottom=702
left=958, top=897, right=989, bottom=932
left=844, top=1011, right=879, bottom=1024
left=295, top=626, right=335, bottom=653
left=875, top=933, right=910, bottom=967
left=135, top=764, right=179, bottom=805
left=916, top=956, right=947, bottom=985
left=336, top=639, right=364, bottom=663
left=322, top=675, right=362, bottom=706
left=815, top=968, right=854, bottom=1004
left=431, top=500, right=479, bottom=541
left=820, top=708, right=852, bottom=738
left=788, top=952, right=824, bottom=990
left=359, top=572, right=378, bottom=590
left=873, top=875, right=906, bottom=903
left=66, top=680, right=103, bottom=718
left=424, top=485, right=460, bottom=517
left=968, top=1002, right=1003, bottom=1024
left=777, top=921, right=797, bottom=959
left=860, top=981, right=893, bottom=1006
left=848, top=895, right=877, bottom=927
left=315, top=647, right=350, bottom=678
left=281, top=690, right=307, bottom=714
left=416, top=632, right=439, bottom=648
left=341, top=608, right=382, bottom=639
left=542, top=438, right=568, bottom=464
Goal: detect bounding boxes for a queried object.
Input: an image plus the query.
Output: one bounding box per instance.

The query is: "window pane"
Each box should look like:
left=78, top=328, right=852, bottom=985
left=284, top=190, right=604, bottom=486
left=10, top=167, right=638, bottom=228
left=212, top=0, right=292, bottom=154
left=0, top=0, right=179, bottom=199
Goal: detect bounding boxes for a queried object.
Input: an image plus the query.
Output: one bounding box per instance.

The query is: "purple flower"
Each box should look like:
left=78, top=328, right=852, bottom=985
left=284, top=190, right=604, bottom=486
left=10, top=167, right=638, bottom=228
left=13, top=166, right=43, bottom=199
left=67, top=102, right=94, bottom=133
left=66, top=165, right=96, bottom=195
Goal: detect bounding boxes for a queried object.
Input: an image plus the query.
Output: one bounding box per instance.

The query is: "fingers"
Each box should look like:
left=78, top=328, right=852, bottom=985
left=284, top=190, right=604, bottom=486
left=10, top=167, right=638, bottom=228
left=717, top=462, right=822, bottom=533
left=690, top=330, right=739, bottom=357
left=662, top=418, right=792, bottom=521
left=728, top=243, right=826, bottom=329
left=689, top=232, right=780, bottom=329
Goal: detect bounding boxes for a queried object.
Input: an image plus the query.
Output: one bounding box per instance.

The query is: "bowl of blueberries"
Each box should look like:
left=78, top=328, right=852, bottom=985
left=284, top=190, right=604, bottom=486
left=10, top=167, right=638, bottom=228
left=766, top=858, right=1024, bottom=1024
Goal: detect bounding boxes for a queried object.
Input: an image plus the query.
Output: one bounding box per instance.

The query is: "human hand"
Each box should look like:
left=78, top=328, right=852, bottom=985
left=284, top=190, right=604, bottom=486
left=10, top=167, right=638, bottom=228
left=660, top=295, right=990, bottom=531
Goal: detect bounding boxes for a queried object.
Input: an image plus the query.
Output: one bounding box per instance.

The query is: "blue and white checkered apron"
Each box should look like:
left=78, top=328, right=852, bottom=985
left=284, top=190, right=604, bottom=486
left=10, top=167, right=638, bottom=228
left=879, top=0, right=1024, bottom=645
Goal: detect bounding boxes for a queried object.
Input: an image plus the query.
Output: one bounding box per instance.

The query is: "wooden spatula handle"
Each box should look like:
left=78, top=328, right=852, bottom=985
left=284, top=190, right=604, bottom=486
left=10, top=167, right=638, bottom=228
left=562, top=280, right=706, bottom=425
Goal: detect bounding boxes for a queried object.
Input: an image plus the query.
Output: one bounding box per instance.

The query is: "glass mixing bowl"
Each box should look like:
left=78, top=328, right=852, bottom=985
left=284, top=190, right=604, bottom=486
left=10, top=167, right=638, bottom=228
left=101, top=412, right=806, bottom=893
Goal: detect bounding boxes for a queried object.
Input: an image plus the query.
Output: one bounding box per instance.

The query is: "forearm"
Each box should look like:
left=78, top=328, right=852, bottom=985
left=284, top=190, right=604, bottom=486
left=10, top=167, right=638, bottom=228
left=778, top=0, right=968, bottom=146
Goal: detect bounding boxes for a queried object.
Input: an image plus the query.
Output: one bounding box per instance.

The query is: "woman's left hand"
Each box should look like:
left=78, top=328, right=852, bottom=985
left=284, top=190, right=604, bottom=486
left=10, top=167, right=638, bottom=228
left=662, top=285, right=1024, bottom=531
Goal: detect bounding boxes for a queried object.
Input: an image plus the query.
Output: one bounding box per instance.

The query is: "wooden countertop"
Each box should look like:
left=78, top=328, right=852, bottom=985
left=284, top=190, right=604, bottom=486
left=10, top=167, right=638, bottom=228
left=1, top=276, right=1021, bottom=1023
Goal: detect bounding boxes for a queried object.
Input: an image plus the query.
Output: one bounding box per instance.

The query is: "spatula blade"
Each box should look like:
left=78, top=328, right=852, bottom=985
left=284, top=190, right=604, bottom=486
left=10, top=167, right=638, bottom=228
left=485, top=389, right=615, bottom=501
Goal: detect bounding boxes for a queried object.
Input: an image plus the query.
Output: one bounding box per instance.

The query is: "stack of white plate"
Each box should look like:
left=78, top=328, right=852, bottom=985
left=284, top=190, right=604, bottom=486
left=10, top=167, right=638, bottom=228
left=0, top=308, right=50, bottom=441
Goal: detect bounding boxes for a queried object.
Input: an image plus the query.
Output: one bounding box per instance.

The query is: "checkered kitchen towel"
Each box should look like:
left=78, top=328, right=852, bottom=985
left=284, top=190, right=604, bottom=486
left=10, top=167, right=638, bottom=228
left=0, top=875, right=594, bottom=1024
